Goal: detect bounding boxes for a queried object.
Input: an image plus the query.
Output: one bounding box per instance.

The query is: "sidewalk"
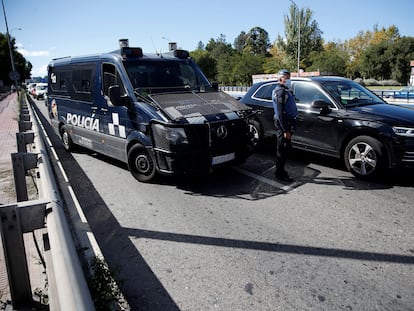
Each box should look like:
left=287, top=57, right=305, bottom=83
left=0, top=92, right=47, bottom=307
left=0, top=92, right=18, bottom=205
left=0, top=92, right=18, bottom=305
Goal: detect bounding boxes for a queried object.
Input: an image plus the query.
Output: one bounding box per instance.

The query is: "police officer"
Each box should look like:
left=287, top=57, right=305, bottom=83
left=272, top=69, right=298, bottom=182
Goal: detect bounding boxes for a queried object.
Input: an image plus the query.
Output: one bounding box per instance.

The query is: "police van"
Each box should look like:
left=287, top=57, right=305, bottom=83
left=47, top=39, right=253, bottom=182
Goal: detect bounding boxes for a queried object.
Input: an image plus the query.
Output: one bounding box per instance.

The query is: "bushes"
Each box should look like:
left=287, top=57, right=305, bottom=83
left=354, top=78, right=401, bottom=87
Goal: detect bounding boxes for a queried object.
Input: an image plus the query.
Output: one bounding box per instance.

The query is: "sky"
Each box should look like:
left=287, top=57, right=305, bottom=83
left=2, top=0, right=413, bottom=78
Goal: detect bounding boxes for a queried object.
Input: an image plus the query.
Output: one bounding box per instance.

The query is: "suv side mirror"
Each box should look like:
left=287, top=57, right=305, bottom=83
left=311, top=100, right=331, bottom=113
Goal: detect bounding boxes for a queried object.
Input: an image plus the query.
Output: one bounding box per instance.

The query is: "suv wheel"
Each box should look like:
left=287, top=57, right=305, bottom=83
left=127, top=144, right=156, bottom=182
left=344, top=136, right=385, bottom=179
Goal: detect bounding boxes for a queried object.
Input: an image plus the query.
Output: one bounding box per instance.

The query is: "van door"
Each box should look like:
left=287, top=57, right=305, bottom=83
left=99, top=63, right=132, bottom=162
left=68, top=64, right=105, bottom=153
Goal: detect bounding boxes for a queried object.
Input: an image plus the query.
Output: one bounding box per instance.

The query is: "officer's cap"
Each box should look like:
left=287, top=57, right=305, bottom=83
left=278, top=69, right=290, bottom=76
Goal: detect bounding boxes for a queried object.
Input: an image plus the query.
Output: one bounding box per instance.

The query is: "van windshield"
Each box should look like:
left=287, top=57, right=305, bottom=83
left=124, top=59, right=213, bottom=95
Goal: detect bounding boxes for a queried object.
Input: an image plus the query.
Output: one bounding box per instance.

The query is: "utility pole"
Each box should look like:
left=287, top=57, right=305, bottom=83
left=2, top=0, right=20, bottom=92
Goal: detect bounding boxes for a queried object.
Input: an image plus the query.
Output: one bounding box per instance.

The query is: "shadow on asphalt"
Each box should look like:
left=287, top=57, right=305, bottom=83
left=254, top=139, right=414, bottom=189
left=122, top=227, right=414, bottom=265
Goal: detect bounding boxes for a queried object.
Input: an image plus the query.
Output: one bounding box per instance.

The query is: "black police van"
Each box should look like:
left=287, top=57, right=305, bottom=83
left=47, top=39, right=253, bottom=182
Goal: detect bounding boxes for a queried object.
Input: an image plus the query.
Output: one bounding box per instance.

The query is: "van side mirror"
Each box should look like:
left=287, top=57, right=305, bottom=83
left=211, top=82, right=219, bottom=91
left=311, top=100, right=331, bottom=113
left=108, top=85, right=121, bottom=106
left=108, top=85, right=129, bottom=107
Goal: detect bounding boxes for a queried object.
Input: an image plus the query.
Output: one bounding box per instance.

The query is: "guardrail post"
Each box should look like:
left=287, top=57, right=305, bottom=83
left=11, top=153, right=38, bottom=202
left=18, top=120, right=32, bottom=132
left=0, top=205, right=33, bottom=308
left=0, top=199, right=48, bottom=309
left=16, top=131, right=35, bottom=153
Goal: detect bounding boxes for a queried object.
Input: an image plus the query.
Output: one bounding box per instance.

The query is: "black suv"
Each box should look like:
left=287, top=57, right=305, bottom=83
left=240, top=76, right=414, bottom=178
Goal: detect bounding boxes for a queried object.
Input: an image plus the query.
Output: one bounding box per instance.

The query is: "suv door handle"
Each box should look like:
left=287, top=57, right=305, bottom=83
left=101, top=108, right=108, bottom=112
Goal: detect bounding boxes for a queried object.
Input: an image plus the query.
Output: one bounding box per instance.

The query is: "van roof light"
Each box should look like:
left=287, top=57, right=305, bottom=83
left=121, top=47, right=143, bottom=58
left=174, top=49, right=190, bottom=59
left=119, top=39, right=129, bottom=48
left=168, top=42, right=177, bottom=51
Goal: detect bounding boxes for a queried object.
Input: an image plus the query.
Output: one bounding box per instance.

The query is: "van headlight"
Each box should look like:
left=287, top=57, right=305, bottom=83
left=152, top=124, right=189, bottom=144
left=165, top=127, right=189, bottom=144
left=392, top=126, right=414, bottom=137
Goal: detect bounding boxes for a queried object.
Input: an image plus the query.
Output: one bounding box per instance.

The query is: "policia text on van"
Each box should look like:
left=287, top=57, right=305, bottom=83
left=47, top=40, right=254, bottom=182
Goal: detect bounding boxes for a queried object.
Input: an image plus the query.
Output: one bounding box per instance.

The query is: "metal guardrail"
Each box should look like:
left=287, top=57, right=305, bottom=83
left=0, top=92, right=95, bottom=310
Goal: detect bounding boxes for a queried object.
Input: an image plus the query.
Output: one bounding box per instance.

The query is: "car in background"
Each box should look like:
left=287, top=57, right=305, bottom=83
left=240, top=76, right=414, bottom=179
left=388, top=86, right=414, bottom=99
left=33, top=83, right=48, bottom=99
left=27, top=83, right=36, bottom=95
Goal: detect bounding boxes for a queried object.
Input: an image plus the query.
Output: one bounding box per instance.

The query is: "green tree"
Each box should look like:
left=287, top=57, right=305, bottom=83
left=309, top=42, right=348, bottom=76
left=196, top=41, right=205, bottom=50
left=232, top=53, right=265, bottom=85
left=244, top=27, right=270, bottom=56
left=263, top=44, right=288, bottom=74
left=345, top=25, right=400, bottom=79
left=387, top=36, right=414, bottom=84
left=276, top=4, right=323, bottom=71
left=0, top=33, right=32, bottom=86
left=216, top=53, right=234, bottom=85
left=190, top=49, right=217, bottom=82
left=205, top=34, right=233, bottom=59
left=360, top=41, right=391, bottom=80
left=370, top=24, right=400, bottom=45
left=205, top=34, right=235, bottom=84
left=234, top=31, right=247, bottom=53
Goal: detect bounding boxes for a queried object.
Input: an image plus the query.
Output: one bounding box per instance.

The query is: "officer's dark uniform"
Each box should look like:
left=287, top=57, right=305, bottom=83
left=272, top=75, right=297, bottom=181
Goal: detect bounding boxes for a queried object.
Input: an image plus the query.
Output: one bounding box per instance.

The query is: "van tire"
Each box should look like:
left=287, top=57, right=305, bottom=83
left=248, top=119, right=262, bottom=149
left=128, top=144, right=156, bottom=182
left=61, top=127, right=74, bottom=151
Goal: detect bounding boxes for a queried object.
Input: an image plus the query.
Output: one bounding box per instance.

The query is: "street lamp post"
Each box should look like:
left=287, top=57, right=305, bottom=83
left=290, top=0, right=301, bottom=77
left=1, top=0, right=20, bottom=91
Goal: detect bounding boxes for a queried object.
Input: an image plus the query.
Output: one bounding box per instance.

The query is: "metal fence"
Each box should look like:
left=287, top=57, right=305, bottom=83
left=220, top=86, right=414, bottom=104
left=0, top=92, right=95, bottom=310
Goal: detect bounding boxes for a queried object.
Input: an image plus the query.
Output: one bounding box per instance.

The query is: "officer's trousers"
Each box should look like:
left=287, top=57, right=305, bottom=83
left=275, top=127, right=292, bottom=175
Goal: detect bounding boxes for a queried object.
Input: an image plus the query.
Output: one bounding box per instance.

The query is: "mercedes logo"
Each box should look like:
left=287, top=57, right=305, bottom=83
left=216, top=125, right=228, bottom=139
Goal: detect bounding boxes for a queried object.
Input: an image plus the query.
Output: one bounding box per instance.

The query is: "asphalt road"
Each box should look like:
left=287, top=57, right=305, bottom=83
left=32, top=97, right=414, bottom=311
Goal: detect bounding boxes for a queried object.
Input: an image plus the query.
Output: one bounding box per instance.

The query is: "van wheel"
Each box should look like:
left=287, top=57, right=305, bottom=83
left=128, top=144, right=156, bottom=182
left=61, top=127, right=74, bottom=151
left=344, top=136, right=385, bottom=179
left=248, top=119, right=262, bottom=149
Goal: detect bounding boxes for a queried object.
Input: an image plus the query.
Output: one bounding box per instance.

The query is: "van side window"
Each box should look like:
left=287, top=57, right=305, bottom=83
left=102, top=63, right=125, bottom=99
left=49, top=69, right=71, bottom=95
left=72, top=66, right=94, bottom=102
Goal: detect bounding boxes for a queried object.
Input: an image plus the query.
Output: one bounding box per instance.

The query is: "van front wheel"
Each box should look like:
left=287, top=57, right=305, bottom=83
left=61, top=127, right=74, bottom=151
left=248, top=119, right=262, bottom=149
left=127, top=144, right=156, bottom=182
